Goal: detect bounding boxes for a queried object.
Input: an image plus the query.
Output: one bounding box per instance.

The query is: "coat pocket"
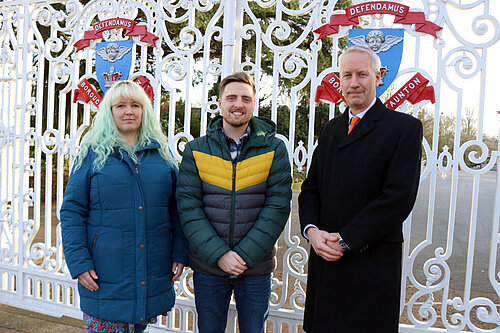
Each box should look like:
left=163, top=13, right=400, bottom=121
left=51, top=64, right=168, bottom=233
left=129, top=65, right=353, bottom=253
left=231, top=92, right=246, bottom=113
left=149, top=224, right=172, bottom=277
left=90, top=234, right=98, bottom=256
left=91, top=228, right=124, bottom=283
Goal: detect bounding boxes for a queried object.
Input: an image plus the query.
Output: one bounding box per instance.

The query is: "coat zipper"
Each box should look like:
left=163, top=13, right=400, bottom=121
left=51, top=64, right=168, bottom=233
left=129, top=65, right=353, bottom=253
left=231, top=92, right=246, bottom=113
left=132, top=158, right=145, bottom=322
left=229, top=162, right=236, bottom=248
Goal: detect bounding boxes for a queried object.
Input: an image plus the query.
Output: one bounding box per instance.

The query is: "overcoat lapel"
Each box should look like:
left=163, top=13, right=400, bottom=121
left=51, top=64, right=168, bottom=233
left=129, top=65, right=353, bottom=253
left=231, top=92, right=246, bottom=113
left=333, top=110, right=349, bottom=143
left=338, top=99, right=386, bottom=149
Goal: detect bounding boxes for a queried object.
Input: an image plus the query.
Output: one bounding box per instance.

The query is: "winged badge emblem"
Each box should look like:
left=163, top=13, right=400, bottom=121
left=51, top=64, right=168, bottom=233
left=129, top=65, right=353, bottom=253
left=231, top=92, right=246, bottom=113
left=96, top=42, right=132, bottom=62
left=348, top=29, right=404, bottom=97
left=95, top=40, right=134, bottom=92
left=349, top=30, right=403, bottom=54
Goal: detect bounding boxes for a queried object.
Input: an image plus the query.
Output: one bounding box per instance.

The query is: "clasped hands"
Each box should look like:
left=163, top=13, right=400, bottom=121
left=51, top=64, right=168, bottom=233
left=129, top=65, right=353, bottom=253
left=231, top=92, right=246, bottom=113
left=308, top=228, right=346, bottom=261
left=217, top=250, right=247, bottom=276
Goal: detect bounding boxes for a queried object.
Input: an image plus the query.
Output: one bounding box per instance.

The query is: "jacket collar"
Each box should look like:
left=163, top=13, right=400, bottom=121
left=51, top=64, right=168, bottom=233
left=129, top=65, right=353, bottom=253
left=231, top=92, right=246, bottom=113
left=335, top=98, right=386, bottom=148
left=113, top=139, right=161, bottom=155
left=135, top=139, right=161, bottom=152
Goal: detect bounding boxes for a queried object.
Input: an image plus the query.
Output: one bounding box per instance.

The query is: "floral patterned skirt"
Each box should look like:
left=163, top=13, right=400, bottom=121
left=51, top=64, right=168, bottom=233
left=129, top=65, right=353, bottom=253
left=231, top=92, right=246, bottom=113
left=83, top=312, right=158, bottom=333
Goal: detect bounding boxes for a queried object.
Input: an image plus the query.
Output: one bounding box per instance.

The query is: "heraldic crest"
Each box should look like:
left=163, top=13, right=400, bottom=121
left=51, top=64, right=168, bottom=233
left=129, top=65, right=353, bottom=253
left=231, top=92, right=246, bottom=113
left=73, top=18, right=157, bottom=108
left=315, top=1, right=441, bottom=109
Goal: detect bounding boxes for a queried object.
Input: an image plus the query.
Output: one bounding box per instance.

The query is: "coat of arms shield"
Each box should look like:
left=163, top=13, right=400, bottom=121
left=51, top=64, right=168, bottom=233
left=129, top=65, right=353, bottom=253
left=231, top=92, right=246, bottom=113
left=348, top=28, right=404, bottom=97
left=95, top=40, right=133, bottom=93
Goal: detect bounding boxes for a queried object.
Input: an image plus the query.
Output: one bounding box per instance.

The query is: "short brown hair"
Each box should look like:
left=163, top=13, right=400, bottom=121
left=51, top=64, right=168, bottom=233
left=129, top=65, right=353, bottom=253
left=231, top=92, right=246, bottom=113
left=219, top=72, right=255, bottom=97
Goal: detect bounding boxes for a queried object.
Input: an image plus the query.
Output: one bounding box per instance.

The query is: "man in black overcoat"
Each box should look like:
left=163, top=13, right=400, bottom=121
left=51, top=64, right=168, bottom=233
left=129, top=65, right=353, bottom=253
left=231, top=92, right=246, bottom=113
left=298, top=45, right=423, bottom=332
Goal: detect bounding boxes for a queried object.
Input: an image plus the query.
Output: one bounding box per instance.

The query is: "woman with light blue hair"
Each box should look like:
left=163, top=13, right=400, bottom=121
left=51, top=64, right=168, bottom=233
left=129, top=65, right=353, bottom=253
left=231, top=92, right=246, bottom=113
left=61, top=80, right=188, bottom=333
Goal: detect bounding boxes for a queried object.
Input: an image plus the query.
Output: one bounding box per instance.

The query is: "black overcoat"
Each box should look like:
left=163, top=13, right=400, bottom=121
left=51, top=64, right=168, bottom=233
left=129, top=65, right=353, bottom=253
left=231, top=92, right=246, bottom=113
left=298, top=99, right=423, bottom=332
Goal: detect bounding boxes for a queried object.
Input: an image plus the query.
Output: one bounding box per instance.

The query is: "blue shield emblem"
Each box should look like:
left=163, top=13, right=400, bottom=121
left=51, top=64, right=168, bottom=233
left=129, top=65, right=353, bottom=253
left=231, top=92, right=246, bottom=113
left=348, top=28, right=404, bottom=97
left=95, top=40, right=133, bottom=93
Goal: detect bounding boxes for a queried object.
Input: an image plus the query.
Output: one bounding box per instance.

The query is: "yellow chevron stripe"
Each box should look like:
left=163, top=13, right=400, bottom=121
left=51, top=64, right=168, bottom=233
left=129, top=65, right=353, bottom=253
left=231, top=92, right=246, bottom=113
left=193, top=151, right=233, bottom=191
left=192, top=150, right=274, bottom=192
left=235, top=151, right=274, bottom=191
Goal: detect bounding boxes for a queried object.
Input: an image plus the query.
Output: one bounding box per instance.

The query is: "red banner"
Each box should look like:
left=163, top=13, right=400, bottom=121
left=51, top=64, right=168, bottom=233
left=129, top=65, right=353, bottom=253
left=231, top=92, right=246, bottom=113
left=393, top=12, right=442, bottom=38
left=315, top=72, right=435, bottom=108
left=315, top=73, right=346, bottom=104
left=315, top=14, right=359, bottom=40
left=384, top=72, right=435, bottom=109
left=74, top=79, right=102, bottom=108
left=75, top=18, right=159, bottom=51
left=93, top=18, right=135, bottom=34
left=314, top=1, right=442, bottom=39
left=134, top=76, right=154, bottom=101
left=346, top=2, right=409, bottom=18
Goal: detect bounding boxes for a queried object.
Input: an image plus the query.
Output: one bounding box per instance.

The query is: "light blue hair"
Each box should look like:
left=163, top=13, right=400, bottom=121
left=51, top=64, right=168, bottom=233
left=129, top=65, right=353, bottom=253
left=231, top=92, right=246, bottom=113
left=75, top=80, right=176, bottom=170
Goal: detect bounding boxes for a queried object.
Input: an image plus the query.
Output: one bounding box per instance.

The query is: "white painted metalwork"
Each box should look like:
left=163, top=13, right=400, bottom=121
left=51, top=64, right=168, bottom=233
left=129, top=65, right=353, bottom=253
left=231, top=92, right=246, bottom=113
left=0, top=0, right=499, bottom=332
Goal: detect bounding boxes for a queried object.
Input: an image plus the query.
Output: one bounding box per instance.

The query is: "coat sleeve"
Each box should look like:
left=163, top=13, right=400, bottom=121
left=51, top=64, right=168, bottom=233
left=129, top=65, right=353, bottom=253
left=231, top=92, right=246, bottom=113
left=176, top=143, right=231, bottom=267
left=60, top=154, right=95, bottom=279
left=340, top=117, right=423, bottom=254
left=169, top=167, right=189, bottom=265
left=298, top=140, right=322, bottom=235
left=233, top=140, right=292, bottom=268
left=298, top=123, right=330, bottom=236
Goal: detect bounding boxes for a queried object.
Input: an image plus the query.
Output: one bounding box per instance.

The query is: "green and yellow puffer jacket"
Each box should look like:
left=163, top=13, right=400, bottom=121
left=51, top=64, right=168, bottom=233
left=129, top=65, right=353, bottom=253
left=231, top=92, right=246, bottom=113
left=176, top=115, right=292, bottom=276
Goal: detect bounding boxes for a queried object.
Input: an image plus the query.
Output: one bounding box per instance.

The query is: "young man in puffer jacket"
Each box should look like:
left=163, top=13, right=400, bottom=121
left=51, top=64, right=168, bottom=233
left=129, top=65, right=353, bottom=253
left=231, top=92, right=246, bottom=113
left=176, top=72, right=292, bottom=333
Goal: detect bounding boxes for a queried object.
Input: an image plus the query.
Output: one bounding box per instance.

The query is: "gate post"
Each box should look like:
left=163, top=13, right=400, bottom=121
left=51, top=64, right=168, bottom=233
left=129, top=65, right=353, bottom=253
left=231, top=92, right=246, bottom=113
left=221, top=0, right=243, bottom=78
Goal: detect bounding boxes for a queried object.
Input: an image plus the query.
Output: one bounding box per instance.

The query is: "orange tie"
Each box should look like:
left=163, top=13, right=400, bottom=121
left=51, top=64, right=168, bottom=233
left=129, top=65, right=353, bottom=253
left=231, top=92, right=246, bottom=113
left=348, top=116, right=360, bottom=135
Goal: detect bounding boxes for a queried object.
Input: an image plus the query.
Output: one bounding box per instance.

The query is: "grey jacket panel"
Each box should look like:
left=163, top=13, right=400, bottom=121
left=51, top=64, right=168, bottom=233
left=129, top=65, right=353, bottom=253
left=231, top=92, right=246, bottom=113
left=192, top=181, right=274, bottom=276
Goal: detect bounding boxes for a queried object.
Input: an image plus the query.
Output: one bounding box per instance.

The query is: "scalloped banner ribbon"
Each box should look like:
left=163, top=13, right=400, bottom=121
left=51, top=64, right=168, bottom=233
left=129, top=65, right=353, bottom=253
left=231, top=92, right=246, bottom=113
left=75, top=18, right=158, bottom=51
left=315, top=1, right=442, bottom=39
left=315, top=73, right=346, bottom=104
left=134, top=76, right=154, bottom=101
left=315, top=72, right=435, bottom=108
left=74, top=79, right=102, bottom=108
left=384, top=72, right=435, bottom=109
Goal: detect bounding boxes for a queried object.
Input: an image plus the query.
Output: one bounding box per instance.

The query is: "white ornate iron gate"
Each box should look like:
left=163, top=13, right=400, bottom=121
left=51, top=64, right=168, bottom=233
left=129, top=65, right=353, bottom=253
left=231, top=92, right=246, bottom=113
left=0, top=0, right=499, bottom=332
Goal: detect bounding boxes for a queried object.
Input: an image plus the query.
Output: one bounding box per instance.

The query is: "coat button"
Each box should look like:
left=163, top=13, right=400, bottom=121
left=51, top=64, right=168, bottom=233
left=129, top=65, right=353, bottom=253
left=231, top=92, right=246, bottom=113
left=139, top=244, right=144, bottom=249
left=138, top=206, right=143, bottom=211
left=141, top=281, right=145, bottom=286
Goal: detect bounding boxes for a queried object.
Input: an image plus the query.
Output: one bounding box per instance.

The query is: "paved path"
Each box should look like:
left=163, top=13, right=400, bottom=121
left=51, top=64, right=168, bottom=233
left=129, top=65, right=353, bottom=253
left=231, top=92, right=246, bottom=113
left=0, top=304, right=84, bottom=333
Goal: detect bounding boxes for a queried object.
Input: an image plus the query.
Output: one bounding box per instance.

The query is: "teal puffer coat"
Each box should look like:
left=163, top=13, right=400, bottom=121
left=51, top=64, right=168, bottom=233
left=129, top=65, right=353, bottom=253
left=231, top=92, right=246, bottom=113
left=60, top=141, right=188, bottom=324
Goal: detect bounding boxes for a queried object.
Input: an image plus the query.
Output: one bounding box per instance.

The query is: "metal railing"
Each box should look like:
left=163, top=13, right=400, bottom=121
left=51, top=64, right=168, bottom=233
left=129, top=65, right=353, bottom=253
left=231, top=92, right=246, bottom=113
left=0, top=0, right=499, bottom=331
